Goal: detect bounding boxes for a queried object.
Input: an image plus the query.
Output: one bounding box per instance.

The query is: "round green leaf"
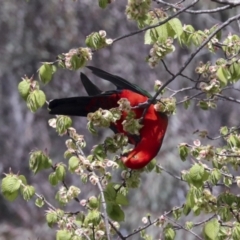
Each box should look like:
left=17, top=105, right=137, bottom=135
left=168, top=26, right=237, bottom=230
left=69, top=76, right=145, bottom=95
left=1, top=175, right=21, bottom=201
left=106, top=203, right=125, bottom=222
left=21, top=185, right=35, bottom=201
left=68, top=156, right=79, bottom=172
left=56, top=164, right=66, bottom=181
left=18, top=80, right=31, bottom=100
left=35, top=197, right=45, bottom=208
left=56, top=230, right=72, bottom=240
left=48, top=172, right=59, bottom=186
left=203, top=218, right=220, bottom=240
left=27, top=89, right=46, bottom=112
left=38, top=63, right=54, bottom=84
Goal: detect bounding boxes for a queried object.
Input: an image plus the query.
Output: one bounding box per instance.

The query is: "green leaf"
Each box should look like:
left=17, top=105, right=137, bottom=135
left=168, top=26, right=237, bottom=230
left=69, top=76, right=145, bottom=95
left=144, top=29, right=153, bottom=44
left=93, top=144, right=106, bottom=161
left=18, top=175, right=27, bottom=185
left=48, top=172, right=59, bottom=186
left=115, top=193, right=129, bottom=206
left=70, top=54, right=86, bottom=70
left=198, top=101, right=209, bottom=110
left=104, top=183, right=117, bottom=202
left=218, top=207, right=231, bottom=222
left=209, top=169, right=221, bottom=185
left=203, top=218, right=220, bottom=240
left=155, top=23, right=168, bottom=43
left=35, top=197, right=44, bottom=208
left=29, top=150, right=52, bottom=174
left=68, top=156, right=79, bottom=173
left=21, top=185, right=35, bottom=201
left=228, top=135, right=240, bottom=148
left=184, top=188, right=196, bottom=211
left=2, top=175, right=21, bottom=194
left=26, top=89, right=46, bottom=112
left=46, top=211, right=58, bottom=228
left=56, top=116, right=72, bottom=135
left=164, top=224, right=176, bottom=240
left=1, top=175, right=21, bottom=201
left=190, top=31, right=205, bottom=46
left=85, top=32, right=104, bottom=50
left=145, top=158, right=156, bottom=172
left=56, top=164, right=66, bottom=181
left=87, top=121, right=98, bottom=135
left=229, top=62, right=240, bottom=82
left=106, top=203, right=125, bottom=222
left=18, top=79, right=31, bottom=100
left=216, top=66, right=231, bottom=87
left=183, top=203, right=191, bottom=216
left=189, top=164, right=205, bottom=188
left=56, top=230, right=72, bottom=240
left=183, top=98, right=191, bottom=109
left=38, top=63, right=55, bottom=84
left=168, top=18, right=183, bottom=38
left=178, top=144, right=189, bottom=161
left=185, top=221, right=193, bottom=230
left=232, top=222, right=240, bottom=240
left=88, top=196, right=99, bottom=209
left=99, top=0, right=108, bottom=8
left=84, top=210, right=101, bottom=225
left=223, top=176, right=232, bottom=187
left=172, top=207, right=182, bottom=220
left=220, top=126, right=228, bottom=135
left=209, top=24, right=221, bottom=41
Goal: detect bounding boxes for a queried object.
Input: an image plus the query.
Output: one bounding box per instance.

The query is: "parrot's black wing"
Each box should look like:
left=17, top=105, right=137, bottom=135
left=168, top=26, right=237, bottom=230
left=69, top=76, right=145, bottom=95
left=80, top=73, right=102, bottom=96
left=87, top=66, right=152, bottom=98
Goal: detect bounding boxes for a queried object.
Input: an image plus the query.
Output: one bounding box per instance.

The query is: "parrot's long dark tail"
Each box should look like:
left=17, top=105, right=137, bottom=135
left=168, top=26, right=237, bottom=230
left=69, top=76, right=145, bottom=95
left=49, top=97, right=94, bottom=116
left=49, top=90, right=118, bottom=117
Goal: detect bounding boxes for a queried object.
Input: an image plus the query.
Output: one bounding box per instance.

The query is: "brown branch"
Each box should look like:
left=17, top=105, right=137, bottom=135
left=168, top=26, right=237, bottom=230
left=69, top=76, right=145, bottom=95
left=124, top=205, right=184, bottom=239
left=166, top=216, right=204, bottom=240
left=154, top=0, right=240, bottom=14
left=176, top=92, right=204, bottom=105
left=215, top=93, right=240, bottom=104
left=206, top=126, right=240, bottom=140
left=157, top=164, right=185, bottom=182
left=211, top=0, right=238, bottom=5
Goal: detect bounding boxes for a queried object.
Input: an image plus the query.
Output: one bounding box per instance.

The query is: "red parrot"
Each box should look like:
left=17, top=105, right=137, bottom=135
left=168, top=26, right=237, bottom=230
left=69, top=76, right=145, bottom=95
left=49, top=67, right=168, bottom=169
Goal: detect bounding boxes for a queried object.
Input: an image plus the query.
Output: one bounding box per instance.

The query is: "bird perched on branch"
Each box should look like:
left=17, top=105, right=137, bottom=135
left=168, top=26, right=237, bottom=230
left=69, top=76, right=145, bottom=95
left=49, top=66, right=168, bottom=169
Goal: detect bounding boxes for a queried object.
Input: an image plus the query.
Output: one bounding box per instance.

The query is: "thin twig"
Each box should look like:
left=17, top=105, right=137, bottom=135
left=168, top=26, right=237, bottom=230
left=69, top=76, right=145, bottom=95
left=192, top=215, right=216, bottom=228
left=154, top=0, right=240, bottom=14
left=215, top=93, right=240, bottom=104
left=166, top=216, right=204, bottom=240
left=170, top=86, right=195, bottom=97
left=97, top=179, right=111, bottom=240
left=157, top=165, right=184, bottom=182
left=106, top=217, right=125, bottom=240
left=176, top=92, right=204, bottom=105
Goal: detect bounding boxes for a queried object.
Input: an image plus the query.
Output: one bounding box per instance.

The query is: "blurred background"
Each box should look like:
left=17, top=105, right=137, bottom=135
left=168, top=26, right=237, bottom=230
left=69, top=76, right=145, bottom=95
left=0, top=0, right=240, bottom=239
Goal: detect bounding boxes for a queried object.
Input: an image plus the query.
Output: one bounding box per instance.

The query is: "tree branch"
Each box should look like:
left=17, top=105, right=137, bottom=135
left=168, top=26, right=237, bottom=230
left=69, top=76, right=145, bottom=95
left=154, top=0, right=240, bottom=14
left=166, top=216, right=204, bottom=240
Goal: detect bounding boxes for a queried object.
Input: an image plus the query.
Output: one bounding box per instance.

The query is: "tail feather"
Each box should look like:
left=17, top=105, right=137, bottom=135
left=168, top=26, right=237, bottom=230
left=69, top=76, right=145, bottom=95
left=49, top=97, right=93, bottom=116
left=81, top=73, right=102, bottom=96
left=49, top=91, right=119, bottom=117
left=87, top=66, right=152, bottom=98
